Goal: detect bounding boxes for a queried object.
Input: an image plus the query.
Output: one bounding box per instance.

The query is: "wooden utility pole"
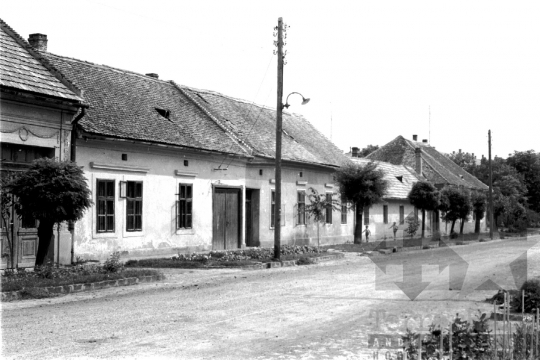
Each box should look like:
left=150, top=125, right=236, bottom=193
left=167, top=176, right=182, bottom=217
left=488, top=130, right=494, bottom=240
left=274, top=17, right=284, bottom=260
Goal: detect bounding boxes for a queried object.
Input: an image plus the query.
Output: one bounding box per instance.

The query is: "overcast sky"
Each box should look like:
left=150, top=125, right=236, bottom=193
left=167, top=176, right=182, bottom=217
left=3, top=0, right=539, bottom=158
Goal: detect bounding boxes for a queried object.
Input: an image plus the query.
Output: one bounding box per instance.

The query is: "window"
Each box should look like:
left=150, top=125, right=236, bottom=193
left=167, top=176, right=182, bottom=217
left=383, top=205, right=388, bottom=224
left=177, top=184, right=193, bottom=229
left=364, top=207, right=369, bottom=225
left=399, top=206, right=405, bottom=224
left=325, top=193, right=333, bottom=224
left=341, top=196, right=347, bottom=224
left=297, top=191, right=306, bottom=225
left=97, top=179, right=115, bottom=232
left=126, top=181, right=143, bottom=231
left=271, top=190, right=275, bottom=228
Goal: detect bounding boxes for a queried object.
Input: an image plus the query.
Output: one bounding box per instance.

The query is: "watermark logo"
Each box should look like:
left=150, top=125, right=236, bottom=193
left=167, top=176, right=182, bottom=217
left=368, top=236, right=537, bottom=300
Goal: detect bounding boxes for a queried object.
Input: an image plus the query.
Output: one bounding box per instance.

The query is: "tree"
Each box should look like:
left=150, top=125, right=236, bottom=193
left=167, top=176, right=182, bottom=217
left=470, top=191, right=486, bottom=233
left=407, top=181, right=439, bottom=238
left=507, top=150, right=540, bottom=213
left=439, top=187, right=471, bottom=234
left=7, top=159, right=92, bottom=266
left=446, top=150, right=477, bottom=171
left=305, top=187, right=340, bottom=249
left=334, top=161, right=388, bottom=243
left=358, top=145, right=379, bottom=158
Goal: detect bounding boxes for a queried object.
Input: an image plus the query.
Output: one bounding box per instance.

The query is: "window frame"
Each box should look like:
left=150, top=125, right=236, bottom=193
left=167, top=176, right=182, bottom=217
left=325, top=193, right=333, bottom=224
left=363, top=206, right=370, bottom=225
left=96, top=179, right=115, bottom=233
left=341, top=196, right=347, bottom=224
left=177, top=183, right=193, bottom=230
left=297, top=190, right=306, bottom=226
left=126, top=181, right=143, bottom=232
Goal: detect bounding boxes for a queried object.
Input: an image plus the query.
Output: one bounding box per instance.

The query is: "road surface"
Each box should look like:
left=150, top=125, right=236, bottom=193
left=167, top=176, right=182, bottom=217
left=2, top=237, right=539, bottom=359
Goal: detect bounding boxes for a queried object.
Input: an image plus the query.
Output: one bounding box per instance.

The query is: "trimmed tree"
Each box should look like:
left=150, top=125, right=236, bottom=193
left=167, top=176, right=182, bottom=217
left=305, top=187, right=341, bottom=249
left=334, top=161, right=388, bottom=244
left=439, top=186, right=471, bottom=235
left=407, top=181, right=439, bottom=238
left=7, top=158, right=92, bottom=267
left=471, top=191, right=487, bottom=233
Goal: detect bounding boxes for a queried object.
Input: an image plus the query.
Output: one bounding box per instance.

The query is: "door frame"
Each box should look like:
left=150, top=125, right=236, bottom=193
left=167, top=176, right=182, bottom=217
left=211, top=185, right=244, bottom=249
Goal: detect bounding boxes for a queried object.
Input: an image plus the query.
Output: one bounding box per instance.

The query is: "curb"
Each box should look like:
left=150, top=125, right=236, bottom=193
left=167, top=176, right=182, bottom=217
left=368, top=236, right=533, bottom=257
left=241, top=253, right=345, bottom=270
left=1, top=274, right=166, bottom=302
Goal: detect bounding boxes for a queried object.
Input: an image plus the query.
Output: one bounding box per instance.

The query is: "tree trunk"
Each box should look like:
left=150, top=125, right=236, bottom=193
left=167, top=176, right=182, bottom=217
left=35, top=219, right=55, bottom=266
left=450, top=220, right=456, bottom=233
left=354, top=203, right=363, bottom=244
left=474, top=211, right=481, bottom=233
left=459, top=218, right=465, bottom=235
left=421, top=209, right=425, bottom=238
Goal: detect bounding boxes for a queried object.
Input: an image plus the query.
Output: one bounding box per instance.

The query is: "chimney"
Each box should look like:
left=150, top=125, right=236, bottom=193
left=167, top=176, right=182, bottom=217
left=28, top=33, right=47, bottom=51
left=459, top=149, right=462, bottom=153
left=415, top=147, right=422, bottom=175
left=146, top=73, right=159, bottom=79
left=351, top=147, right=360, bottom=157
left=412, top=135, right=418, bottom=141
left=422, top=139, right=428, bottom=143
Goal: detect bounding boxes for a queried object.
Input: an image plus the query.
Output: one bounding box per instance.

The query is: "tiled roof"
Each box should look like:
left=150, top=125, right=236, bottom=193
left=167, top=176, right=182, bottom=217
left=183, top=87, right=349, bottom=168
left=0, top=19, right=81, bottom=101
left=40, top=52, right=248, bottom=155
left=350, top=158, right=423, bottom=200
left=366, top=135, right=488, bottom=190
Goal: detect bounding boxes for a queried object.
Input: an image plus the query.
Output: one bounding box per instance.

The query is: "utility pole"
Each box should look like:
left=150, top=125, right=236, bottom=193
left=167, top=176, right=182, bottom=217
left=488, top=130, right=494, bottom=240
left=274, top=17, right=284, bottom=260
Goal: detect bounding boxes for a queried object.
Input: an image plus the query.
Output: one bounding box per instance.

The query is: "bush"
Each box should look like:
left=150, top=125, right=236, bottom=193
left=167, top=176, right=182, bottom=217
left=516, top=279, right=540, bottom=313
left=422, top=245, right=430, bottom=250
left=450, top=231, right=459, bottom=239
left=297, top=256, right=315, bottom=265
left=405, top=217, right=420, bottom=238
left=102, top=252, right=124, bottom=273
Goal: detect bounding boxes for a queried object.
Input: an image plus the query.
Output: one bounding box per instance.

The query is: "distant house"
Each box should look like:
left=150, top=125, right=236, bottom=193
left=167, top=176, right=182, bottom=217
left=347, top=158, right=424, bottom=240
left=365, top=135, right=489, bottom=235
left=26, top=35, right=355, bottom=261
left=0, top=19, right=86, bottom=268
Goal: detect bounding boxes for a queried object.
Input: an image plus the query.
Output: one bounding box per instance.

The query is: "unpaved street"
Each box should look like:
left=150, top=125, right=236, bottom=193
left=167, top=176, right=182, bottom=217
left=2, top=237, right=540, bottom=360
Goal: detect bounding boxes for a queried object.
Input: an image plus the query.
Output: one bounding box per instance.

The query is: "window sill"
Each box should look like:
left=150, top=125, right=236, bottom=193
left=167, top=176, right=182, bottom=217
left=176, top=229, right=195, bottom=236
left=124, top=230, right=144, bottom=238
left=92, top=232, right=118, bottom=239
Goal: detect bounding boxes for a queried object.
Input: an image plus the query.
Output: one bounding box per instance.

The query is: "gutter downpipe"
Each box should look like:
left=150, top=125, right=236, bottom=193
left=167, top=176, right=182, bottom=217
left=69, top=106, right=87, bottom=264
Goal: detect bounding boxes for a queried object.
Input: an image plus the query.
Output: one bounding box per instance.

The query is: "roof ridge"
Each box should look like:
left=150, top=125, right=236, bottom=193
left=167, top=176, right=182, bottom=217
left=170, top=81, right=253, bottom=157
left=182, top=85, right=279, bottom=112
left=42, top=51, right=172, bottom=84
left=0, top=17, right=83, bottom=102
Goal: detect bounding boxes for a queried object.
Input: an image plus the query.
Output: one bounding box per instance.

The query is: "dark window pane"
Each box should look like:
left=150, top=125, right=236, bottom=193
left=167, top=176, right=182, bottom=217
left=180, top=185, right=185, bottom=198
left=98, top=200, right=105, bottom=215
left=186, top=201, right=192, bottom=216
left=98, top=216, right=105, bottom=231
left=186, top=215, right=192, bottom=228
left=186, top=185, right=192, bottom=199
left=107, top=200, right=114, bottom=214
left=106, top=182, right=114, bottom=197
left=98, top=181, right=106, bottom=197
left=135, top=215, right=142, bottom=230
left=136, top=183, right=142, bottom=197
left=107, top=215, right=114, bottom=231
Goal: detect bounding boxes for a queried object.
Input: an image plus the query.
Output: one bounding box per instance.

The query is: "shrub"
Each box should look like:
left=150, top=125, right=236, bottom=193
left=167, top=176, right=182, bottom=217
left=297, top=256, right=315, bottom=265
left=515, top=279, right=540, bottom=313
left=422, top=245, right=430, bottom=250
left=450, top=231, right=459, bottom=239
left=102, top=252, right=124, bottom=273
left=405, top=217, right=420, bottom=238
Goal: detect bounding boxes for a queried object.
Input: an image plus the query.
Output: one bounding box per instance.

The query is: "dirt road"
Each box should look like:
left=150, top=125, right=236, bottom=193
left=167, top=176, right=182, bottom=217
left=2, top=237, right=539, bottom=359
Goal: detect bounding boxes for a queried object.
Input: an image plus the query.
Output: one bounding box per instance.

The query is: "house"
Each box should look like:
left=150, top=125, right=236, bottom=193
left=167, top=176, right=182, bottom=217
left=0, top=19, right=87, bottom=268
left=25, top=35, right=355, bottom=262
left=365, top=135, right=489, bottom=235
left=347, top=157, right=424, bottom=240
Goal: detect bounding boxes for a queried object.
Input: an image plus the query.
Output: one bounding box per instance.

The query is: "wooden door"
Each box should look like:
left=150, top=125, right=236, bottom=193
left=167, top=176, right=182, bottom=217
left=212, top=188, right=241, bottom=250
left=16, top=214, right=38, bottom=267
left=0, top=203, right=38, bottom=269
left=245, top=189, right=260, bottom=247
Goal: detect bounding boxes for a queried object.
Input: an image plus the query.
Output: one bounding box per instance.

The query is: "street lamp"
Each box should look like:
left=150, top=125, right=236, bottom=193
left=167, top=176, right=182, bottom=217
left=283, top=92, right=310, bottom=109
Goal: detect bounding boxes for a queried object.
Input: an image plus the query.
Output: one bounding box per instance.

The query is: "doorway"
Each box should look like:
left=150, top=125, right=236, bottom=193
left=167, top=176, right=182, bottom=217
left=212, top=187, right=241, bottom=250
left=245, top=189, right=260, bottom=247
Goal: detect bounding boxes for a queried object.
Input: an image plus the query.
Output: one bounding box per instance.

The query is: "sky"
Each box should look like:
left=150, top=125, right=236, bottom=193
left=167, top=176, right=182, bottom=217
left=2, top=0, right=539, bottom=158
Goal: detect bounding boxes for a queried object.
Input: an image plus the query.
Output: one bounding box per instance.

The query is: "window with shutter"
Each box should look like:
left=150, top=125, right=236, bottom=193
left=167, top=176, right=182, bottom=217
left=177, top=184, right=193, bottom=229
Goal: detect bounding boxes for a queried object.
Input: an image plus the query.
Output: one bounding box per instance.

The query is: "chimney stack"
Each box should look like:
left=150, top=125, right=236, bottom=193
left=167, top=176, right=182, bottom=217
left=351, top=147, right=360, bottom=157
left=28, top=33, right=47, bottom=51
left=412, top=135, right=418, bottom=141
left=146, top=73, right=159, bottom=79
left=415, top=147, right=422, bottom=175
left=422, top=139, right=428, bottom=143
